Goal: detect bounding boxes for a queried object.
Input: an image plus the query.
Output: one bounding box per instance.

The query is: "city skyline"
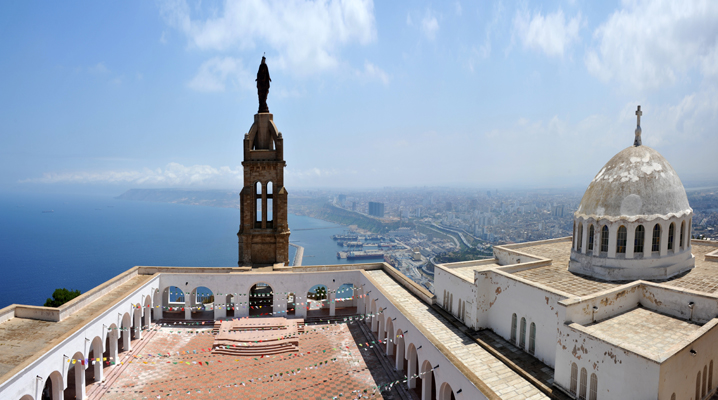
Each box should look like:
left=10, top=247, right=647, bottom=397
left=2, top=0, right=718, bottom=194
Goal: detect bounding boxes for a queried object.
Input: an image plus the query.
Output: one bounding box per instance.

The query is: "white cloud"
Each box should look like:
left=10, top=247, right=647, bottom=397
left=160, top=0, right=377, bottom=75
left=513, top=7, right=583, bottom=57
left=88, top=62, right=110, bottom=74
left=421, top=11, right=440, bottom=41
left=187, top=57, right=251, bottom=92
left=21, top=162, right=243, bottom=186
left=355, top=61, right=389, bottom=85
left=585, top=0, right=718, bottom=90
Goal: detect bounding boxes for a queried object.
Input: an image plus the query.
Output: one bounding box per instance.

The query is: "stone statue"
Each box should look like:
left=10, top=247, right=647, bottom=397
left=256, top=56, right=271, bottom=113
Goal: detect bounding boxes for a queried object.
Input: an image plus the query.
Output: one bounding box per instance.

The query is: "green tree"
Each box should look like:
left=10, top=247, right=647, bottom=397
left=43, top=288, right=81, bottom=307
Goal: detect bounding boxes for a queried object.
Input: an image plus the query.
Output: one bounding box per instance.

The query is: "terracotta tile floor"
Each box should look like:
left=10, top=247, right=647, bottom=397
left=94, top=321, right=400, bottom=399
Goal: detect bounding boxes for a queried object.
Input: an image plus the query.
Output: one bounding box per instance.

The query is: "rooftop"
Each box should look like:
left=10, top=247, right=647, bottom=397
left=0, top=274, right=152, bottom=381
left=572, top=307, right=702, bottom=361
left=510, top=239, right=718, bottom=297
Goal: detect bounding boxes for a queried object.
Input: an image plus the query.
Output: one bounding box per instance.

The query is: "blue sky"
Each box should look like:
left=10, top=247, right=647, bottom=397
left=1, top=0, right=717, bottom=194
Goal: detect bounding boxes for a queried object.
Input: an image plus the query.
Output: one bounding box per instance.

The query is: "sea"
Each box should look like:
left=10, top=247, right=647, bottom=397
left=0, top=192, right=361, bottom=309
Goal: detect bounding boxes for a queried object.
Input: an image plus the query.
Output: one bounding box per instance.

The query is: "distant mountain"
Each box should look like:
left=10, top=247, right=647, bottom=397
left=116, top=189, right=239, bottom=209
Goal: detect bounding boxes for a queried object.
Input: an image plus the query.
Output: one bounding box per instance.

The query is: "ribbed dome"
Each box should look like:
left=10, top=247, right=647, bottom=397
left=575, top=146, right=691, bottom=221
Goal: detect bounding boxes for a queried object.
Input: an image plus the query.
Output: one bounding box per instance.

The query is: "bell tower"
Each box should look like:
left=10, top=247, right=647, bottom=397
left=237, top=57, right=290, bottom=266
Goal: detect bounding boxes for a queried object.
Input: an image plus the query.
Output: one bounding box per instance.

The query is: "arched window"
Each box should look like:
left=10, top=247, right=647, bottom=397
left=577, top=223, right=583, bottom=252
left=588, top=225, right=595, bottom=252
left=570, top=363, right=578, bottom=395
left=519, top=317, right=526, bottom=349
left=528, top=322, right=536, bottom=355
left=511, top=314, right=517, bottom=344
left=680, top=221, right=686, bottom=249
left=589, top=373, right=598, bottom=400
left=634, top=225, right=645, bottom=254
left=703, top=365, right=708, bottom=398
left=600, top=226, right=609, bottom=253
left=710, top=360, right=714, bottom=391
left=668, top=222, right=675, bottom=252
left=670, top=394, right=675, bottom=400
left=266, top=181, right=274, bottom=228
left=617, top=226, right=627, bottom=253
left=573, top=222, right=576, bottom=248
left=579, top=367, right=588, bottom=400
left=255, top=182, right=262, bottom=226
left=697, top=371, right=701, bottom=400
left=652, top=224, right=661, bottom=253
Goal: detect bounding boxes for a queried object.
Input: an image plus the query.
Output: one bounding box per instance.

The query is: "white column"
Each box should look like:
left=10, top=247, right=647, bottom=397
left=184, top=294, right=191, bottom=320
left=329, top=292, right=336, bottom=317
left=109, top=332, right=118, bottom=366
left=75, top=362, right=86, bottom=399
left=135, top=310, right=142, bottom=340
left=94, top=356, right=103, bottom=383
left=581, top=222, right=588, bottom=254
left=608, top=223, right=617, bottom=258
left=660, top=221, right=669, bottom=256
left=626, top=223, right=635, bottom=259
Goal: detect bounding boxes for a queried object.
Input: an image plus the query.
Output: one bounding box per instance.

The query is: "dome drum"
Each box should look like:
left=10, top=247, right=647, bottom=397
left=569, top=215, right=694, bottom=281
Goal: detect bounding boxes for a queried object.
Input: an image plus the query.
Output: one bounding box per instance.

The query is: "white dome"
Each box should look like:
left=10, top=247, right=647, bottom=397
left=575, top=146, right=692, bottom=221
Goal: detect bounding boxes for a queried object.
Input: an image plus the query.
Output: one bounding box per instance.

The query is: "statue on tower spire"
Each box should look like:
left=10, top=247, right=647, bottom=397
left=634, top=105, right=642, bottom=147
left=256, top=56, right=271, bottom=113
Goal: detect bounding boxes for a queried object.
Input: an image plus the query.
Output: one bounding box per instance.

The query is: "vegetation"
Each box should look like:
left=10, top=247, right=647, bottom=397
left=435, top=247, right=494, bottom=263
left=43, top=288, right=81, bottom=307
left=309, top=286, right=327, bottom=300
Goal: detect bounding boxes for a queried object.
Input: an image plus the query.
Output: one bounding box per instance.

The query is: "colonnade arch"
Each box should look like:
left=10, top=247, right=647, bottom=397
left=395, top=329, right=405, bottom=371
left=385, top=317, right=395, bottom=356
left=63, top=351, right=85, bottom=399
left=306, top=284, right=328, bottom=317
left=189, top=286, right=214, bottom=320
left=438, top=382, right=455, bottom=400
left=88, top=336, right=104, bottom=384
left=19, top=395, right=34, bottom=400
left=120, top=312, right=132, bottom=352
left=420, top=360, right=437, bottom=400
left=249, top=283, right=273, bottom=316
left=41, top=370, right=63, bottom=400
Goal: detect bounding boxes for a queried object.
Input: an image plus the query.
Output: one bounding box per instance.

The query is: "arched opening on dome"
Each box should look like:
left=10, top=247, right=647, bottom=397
left=652, top=224, right=662, bottom=253
left=617, top=226, right=627, bottom=254
left=634, top=225, right=645, bottom=254
left=588, top=225, right=595, bottom=252
left=600, top=226, right=609, bottom=253
left=577, top=223, right=583, bottom=252
left=680, top=221, right=686, bottom=249
left=668, top=222, right=675, bottom=252
left=250, top=283, right=273, bottom=317
left=572, top=222, right=576, bottom=249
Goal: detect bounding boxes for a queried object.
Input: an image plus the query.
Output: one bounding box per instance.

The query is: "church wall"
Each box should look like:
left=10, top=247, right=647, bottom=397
left=640, top=283, right=718, bottom=324
left=434, top=266, right=477, bottom=328
left=659, top=321, right=718, bottom=399
left=555, top=324, right=660, bottom=399
left=0, top=275, right=160, bottom=400
left=477, top=270, right=566, bottom=368
left=561, top=283, right=641, bottom=326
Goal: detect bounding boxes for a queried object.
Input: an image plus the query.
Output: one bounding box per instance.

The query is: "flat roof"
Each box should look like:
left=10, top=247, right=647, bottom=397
left=447, top=262, right=502, bottom=282
left=365, top=269, right=549, bottom=399
left=0, top=275, right=152, bottom=381
left=574, top=307, right=701, bottom=360
left=510, top=240, right=718, bottom=297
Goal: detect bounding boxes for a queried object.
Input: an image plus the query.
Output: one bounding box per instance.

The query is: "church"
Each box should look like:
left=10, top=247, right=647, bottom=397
left=0, top=59, right=716, bottom=400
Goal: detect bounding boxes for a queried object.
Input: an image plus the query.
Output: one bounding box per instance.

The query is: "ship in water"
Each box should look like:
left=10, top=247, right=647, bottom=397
left=337, top=250, right=385, bottom=260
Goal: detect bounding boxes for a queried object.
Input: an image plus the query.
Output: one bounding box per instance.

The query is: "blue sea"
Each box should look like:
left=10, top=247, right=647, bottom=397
left=0, top=192, right=359, bottom=309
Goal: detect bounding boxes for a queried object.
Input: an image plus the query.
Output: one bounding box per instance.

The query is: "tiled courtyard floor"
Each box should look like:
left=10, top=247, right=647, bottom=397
left=92, top=320, right=402, bottom=400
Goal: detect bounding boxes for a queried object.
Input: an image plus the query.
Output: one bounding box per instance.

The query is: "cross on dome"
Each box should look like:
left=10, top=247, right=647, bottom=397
left=636, top=105, right=642, bottom=126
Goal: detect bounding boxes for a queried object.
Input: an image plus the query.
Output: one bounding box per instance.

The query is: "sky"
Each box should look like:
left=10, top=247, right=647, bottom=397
left=1, top=0, right=717, bottom=194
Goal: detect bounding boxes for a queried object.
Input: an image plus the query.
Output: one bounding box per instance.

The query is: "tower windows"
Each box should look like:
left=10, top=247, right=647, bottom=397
left=577, top=223, right=583, bottom=252
left=652, top=224, right=661, bottom=253
left=588, top=225, right=595, bottom=252
left=510, top=313, right=517, bottom=344
left=266, top=181, right=274, bottom=228
left=668, top=222, right=675, bottom=252
left=617, top=226, right=627, bottom=253
left=519, top=317, right=526, bottom=349
left=528, top=322, right=536, bottom=355
left=680, top=220, right=686, bottom=250
left=634, top=225, right=645, bottom=254
left=600, top=226, right=609, bottom=253
left=255, top=182, right=262, bottom=227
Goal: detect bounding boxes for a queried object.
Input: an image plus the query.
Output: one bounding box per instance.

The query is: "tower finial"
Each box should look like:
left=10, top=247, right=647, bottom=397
left=634, top=105, right=642, bottom=147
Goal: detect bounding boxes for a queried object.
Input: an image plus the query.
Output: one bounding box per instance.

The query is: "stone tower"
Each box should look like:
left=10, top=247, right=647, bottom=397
left=237, top=58, right=289, bottom=266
